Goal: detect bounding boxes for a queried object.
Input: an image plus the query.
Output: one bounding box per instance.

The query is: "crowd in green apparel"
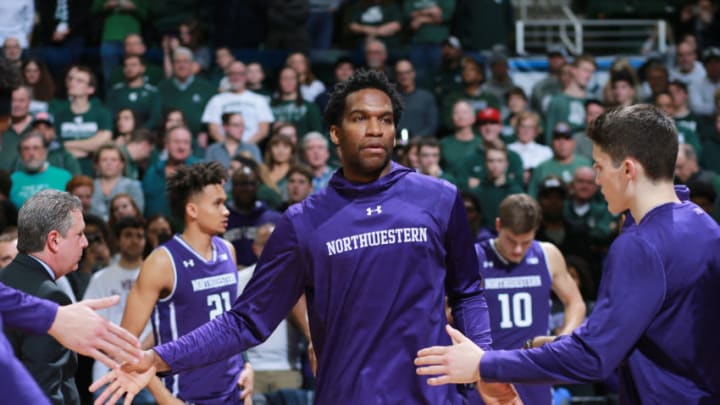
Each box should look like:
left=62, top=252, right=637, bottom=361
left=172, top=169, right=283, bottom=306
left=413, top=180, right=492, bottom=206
left=2, top=0, right=720, bottom=304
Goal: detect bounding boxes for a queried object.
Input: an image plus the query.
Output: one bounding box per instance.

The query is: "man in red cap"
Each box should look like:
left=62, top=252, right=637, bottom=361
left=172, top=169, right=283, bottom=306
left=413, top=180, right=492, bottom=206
left=455, top=107, right=524, bottom=190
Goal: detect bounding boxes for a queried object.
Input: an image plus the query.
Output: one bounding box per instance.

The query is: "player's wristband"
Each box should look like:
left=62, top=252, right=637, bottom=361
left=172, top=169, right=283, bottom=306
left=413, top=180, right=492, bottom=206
left=523, top=338, right=534, bottom=350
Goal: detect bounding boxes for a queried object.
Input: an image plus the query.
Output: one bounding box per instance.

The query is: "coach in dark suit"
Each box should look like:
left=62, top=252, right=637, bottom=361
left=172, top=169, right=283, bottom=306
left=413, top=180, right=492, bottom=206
left=0, top=190, right=89, bottom=405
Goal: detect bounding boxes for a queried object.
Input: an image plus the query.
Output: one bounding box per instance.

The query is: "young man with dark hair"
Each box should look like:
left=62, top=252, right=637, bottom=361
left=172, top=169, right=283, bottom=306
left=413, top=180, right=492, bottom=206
left=544, top=55, right=596, bottom=143
left=416, top=104, right=720, bottom=403
left=466, top=193, right=584, bottom=404
left=93, top=69, right=519, bottom=404
left=105, top=55, right=162, bottom=130
left=52, top=65, right=112, bottom=175
left=118, top=161, right=253, bottom=404
left=83, top=216, right=153, bottom=403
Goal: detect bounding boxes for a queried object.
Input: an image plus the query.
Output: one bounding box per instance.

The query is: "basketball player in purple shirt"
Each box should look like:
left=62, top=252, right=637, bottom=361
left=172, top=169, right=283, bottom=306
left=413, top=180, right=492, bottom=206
left=117, top=162, right=253, bottom=404
left=91, top=70, right=520, bottom=404
left=469, top=194, right=585, bottom=405
left=416, top=104, right=720, bottom=403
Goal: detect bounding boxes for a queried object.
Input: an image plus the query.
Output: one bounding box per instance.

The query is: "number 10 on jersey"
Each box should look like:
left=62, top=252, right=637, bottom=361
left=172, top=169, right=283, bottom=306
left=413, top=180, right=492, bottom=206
left=497, top=292, right=533, bottom=328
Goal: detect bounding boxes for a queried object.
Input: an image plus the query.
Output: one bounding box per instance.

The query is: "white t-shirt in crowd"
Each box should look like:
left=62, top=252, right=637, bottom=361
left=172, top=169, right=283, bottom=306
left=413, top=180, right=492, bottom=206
left=201, top=90, right=274, bottom=142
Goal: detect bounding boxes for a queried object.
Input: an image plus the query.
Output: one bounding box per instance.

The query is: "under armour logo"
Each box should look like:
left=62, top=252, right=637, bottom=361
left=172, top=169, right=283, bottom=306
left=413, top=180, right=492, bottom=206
left=483, top=261, right=494, bottom=268
left=526, top=257, right=539, bottom=265
left=366, top=205, right=382, bottom=216
left=183, top=259, right=195, bottom=268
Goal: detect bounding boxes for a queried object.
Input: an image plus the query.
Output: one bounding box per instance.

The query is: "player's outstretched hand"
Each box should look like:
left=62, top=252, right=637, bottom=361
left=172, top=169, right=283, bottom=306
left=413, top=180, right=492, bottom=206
left=89, top=362, right=156, bottom=405
left=48, top=295, right=142, bottom=369
left=415, top=324, right=483, bottom=385
left=477, top=381, right=524, bottom=405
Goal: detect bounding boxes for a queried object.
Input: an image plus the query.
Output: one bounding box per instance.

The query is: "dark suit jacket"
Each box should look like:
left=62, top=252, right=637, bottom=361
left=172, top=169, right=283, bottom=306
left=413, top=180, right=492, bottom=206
left=0, top=254, right=79, bottom=405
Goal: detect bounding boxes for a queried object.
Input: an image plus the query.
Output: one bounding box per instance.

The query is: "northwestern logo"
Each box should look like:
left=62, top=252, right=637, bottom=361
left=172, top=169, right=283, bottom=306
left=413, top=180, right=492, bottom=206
left=183, top=259, right=195, bottom=268
left=366, top=205, right=382, bottom=216
left=326, top=227, right=428, bottom=256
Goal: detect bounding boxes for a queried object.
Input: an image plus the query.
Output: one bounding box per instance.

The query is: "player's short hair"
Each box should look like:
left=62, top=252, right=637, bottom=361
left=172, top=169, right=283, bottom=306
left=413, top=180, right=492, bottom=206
left=324, top=69, right=403, bottom=127
left=588, top=104, right=677, bottom=182
left=166, top=161, right=228, bottom=220
left=497, top=194, right=542, bottom=234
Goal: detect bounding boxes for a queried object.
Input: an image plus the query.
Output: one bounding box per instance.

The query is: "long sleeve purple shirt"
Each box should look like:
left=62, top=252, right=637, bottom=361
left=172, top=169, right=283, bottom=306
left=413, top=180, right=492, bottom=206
left=0, top=281, right=57, bottom=405
left=481, top=202, right=720, bottom=403
left=155, top=163, right=492, bottom=403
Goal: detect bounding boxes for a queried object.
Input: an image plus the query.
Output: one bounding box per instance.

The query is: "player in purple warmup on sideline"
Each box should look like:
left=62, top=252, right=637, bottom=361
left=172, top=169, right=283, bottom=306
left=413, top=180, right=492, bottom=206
left=91, top=70, right=521, bottom=404
left=415, top=104, right=720, bottom=404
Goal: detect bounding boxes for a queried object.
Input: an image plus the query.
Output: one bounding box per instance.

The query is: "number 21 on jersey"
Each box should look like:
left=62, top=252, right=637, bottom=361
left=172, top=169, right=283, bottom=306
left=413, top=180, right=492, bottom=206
left=497, top=292, right=533, bottom=328
left=207, top=291, right=232, bottom=320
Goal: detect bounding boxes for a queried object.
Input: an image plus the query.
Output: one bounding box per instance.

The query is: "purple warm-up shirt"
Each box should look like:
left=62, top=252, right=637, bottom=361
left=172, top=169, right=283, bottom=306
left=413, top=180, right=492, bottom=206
left=481, top=201, right=720, bottom=403
left=0, top=282, right=58, bottom=405
left=155, top=163, right=492, bottom=403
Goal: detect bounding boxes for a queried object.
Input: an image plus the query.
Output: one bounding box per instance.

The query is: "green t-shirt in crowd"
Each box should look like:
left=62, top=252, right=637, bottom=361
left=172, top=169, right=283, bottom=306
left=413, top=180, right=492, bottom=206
left=440, top=134, right=482, bottom=181
left=454, top=0, right=514, bottom=51
left=108, top=63, right=165, bottom=87
left=157, top=76, right=216, bottom=136
left=349, top=2, right=403, bottom=49
left=92, top=0, right=148, bottom=42
left=52, top=100, right=112, bottom=175
left=403, top=0, right=455, bottom=44
left=106, top=82, right=162, bottom=130
left=270, top=99, right=323, bottom=137
left=471, top=177, right=524, bottom=229
left=544, top=93, right=586, bottom=144
left=458, top=146, right=524, bottom=191
left=527, top=155, right=592, bottom=198
left=10, top=165, right=73, bottom=209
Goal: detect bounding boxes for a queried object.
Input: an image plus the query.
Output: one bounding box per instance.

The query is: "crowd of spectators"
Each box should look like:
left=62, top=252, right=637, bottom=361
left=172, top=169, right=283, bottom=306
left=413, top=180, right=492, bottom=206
left=0, top=0, right=719, bottom=403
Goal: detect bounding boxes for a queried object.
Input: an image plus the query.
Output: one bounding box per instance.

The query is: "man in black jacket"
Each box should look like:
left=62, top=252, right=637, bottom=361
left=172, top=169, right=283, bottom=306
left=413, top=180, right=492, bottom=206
left=0, top=189, right=89, bottom=405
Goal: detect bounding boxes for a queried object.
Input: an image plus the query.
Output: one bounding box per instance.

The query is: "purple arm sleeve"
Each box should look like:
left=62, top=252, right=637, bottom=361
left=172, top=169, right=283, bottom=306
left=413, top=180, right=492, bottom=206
left=445, top=190, right=492, bottom=350
left=154, top=215, right=306, bottom=374
left=480, top=234, right=665, bottom=384
left=0, top=282, right=58, bottom=334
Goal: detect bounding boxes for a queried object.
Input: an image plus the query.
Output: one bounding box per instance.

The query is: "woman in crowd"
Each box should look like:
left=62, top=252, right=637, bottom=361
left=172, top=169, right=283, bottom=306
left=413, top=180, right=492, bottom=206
left=114, top=108, right=139, bottom=145
left=90, top=144, right=145, bottom=221
left=66, top=175, right=95, bottom=215
left=286, top=52, right=326, bottom=102
left=271, top=67, right=323, bottom=136
left=108, top=193, right=144, bottom=232
left=21, top=57, right=55, bottom=113
left=264, top=133, right=299, bottom=202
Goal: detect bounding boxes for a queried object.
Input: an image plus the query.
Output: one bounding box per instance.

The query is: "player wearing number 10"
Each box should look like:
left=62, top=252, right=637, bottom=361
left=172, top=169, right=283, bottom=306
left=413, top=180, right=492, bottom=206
left=120, top=161, right=253, bottom=404
left=470, top=194, right=585, bottom=404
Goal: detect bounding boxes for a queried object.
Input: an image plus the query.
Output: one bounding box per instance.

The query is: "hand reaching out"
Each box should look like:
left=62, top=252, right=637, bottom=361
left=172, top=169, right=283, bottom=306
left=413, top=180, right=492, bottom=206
left=90, top=363, right=156, bottom=405
left=415, top=324, right=483, bottom=385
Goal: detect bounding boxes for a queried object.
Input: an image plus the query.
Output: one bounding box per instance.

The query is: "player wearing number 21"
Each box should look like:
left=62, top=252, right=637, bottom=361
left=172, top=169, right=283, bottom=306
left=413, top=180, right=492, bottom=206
left=119, top=161, right=253, bottom=404
left=468, top=194, right=585, bottom=404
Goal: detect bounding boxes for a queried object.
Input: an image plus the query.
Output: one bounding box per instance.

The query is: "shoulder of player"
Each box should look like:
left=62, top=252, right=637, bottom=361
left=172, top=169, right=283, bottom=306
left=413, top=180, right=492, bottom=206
left=539, top=241, right=563, bottom=271
left=139, top=247, right=175, bottom=286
